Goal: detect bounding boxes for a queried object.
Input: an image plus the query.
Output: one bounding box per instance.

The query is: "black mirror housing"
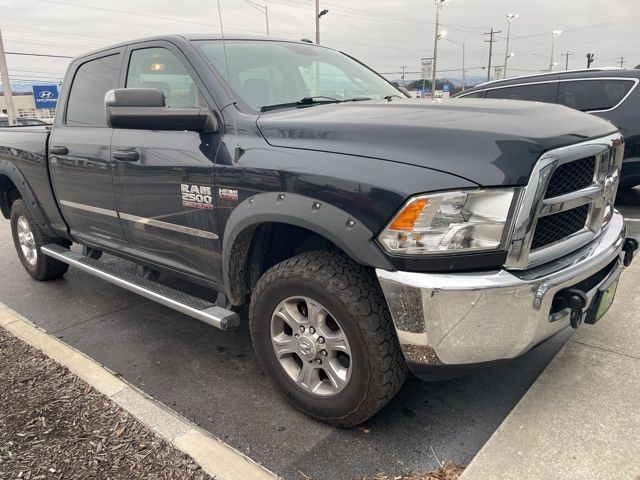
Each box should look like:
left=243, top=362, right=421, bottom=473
left=105, top=88, right=218, bottom=133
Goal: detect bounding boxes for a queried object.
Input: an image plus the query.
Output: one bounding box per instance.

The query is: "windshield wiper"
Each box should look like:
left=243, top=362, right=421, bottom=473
left=260, top=96, right=342, bottom=112
left=259, top=95, right=375, bottom=112
left=384, top=94, right=403, bottom=101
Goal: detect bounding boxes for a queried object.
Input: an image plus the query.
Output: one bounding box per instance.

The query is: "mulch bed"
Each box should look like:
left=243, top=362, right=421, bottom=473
left=0, top=327, right=212, bottom=480
left=357, top=461, right=465, bottom=480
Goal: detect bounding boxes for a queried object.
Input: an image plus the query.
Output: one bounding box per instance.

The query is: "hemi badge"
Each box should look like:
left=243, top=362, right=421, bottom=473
left=218, top=188, right=239, bottom=202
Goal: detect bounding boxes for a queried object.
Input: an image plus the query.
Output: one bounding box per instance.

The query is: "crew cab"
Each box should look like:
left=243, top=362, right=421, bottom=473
left=0, top=35, right=637, bottom=426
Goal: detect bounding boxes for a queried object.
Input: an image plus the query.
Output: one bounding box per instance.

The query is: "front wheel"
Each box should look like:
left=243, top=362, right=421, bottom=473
left=249, top=251, right=406, bottom=426
left=10, top=199, right=70, bottom=281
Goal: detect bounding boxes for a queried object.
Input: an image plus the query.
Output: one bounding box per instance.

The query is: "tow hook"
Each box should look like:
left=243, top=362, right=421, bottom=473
left=563, top=289, right=588, bottom=329
left=623, top=238, right=638, bottom=267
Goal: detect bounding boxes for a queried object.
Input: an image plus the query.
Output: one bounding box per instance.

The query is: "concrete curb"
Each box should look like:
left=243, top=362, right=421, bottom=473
left=0, top=304, right=278, bottom=480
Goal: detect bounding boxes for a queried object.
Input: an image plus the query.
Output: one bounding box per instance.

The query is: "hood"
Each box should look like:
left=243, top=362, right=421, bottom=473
left=256, top=98, right=617, bottom=186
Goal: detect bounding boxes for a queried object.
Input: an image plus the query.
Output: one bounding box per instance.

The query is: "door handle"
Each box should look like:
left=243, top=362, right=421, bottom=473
left=113, top=150, right=139, bottom=162
left=50, top=145, right=69, bottom=155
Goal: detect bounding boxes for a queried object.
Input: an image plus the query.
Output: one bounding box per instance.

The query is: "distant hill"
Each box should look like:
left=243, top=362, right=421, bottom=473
left=1, top=81, right=61, bottom=95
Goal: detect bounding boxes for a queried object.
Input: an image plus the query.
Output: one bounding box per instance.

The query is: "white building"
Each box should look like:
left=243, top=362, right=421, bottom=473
left=0, top=94, right=56, bottom=123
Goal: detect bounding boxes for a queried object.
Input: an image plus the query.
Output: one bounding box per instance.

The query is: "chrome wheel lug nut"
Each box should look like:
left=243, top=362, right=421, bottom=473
left=309, top=327, right=316, bottom=334
left=294, top=333, right=299, bottom=338
left=316, top=358, right=322, bottom=364
left=317, top=336, right=325, bottom=344
left=300, top=326, right=305, bottom=333
left=321, top=350, right=328, bottom=357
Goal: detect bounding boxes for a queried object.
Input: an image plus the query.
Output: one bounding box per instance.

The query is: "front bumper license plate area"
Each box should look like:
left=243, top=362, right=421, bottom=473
left=585, top=273, right=619, bottom=324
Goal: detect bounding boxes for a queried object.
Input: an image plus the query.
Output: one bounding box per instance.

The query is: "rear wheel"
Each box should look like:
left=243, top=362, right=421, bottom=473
left=249, top=251, right=407, bottom=426
left=10, top=199, right=70, bottom=281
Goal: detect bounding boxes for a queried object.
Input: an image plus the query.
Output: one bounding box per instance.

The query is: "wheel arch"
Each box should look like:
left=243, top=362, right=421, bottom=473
left=0, top=161, right=55, bottom=236
left=222, top=192, right=394, bottom=306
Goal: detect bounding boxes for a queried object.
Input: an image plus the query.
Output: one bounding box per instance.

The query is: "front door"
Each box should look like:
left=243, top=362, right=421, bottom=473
left=111, top=43, right=222, bottom=283
left=49, top=50, right=127, bottom=249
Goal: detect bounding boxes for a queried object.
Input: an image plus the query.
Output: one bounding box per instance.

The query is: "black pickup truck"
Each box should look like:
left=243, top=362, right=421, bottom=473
left=0, top=35, right=637, bottom=426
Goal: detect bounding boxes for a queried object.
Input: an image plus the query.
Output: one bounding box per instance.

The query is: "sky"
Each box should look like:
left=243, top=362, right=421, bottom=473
left=1, top=0, right=638, bottom=87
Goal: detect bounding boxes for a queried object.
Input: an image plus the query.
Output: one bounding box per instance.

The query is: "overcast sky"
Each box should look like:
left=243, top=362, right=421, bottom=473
left=2, top=0, right=638, bottom=86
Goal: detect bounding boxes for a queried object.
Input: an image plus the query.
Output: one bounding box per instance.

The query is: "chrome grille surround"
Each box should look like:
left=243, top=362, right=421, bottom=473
left=505, top=133, right=624, bottom=270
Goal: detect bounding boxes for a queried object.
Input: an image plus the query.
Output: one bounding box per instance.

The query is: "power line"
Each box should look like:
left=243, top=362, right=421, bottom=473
left=5, top=51, right=73, bottom=59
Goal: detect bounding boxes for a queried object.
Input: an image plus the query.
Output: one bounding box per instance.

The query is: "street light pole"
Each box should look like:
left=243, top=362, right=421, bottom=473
left=549, top=30, right=562, bottom=72
left=315, top=1, right=329, bottom=45
left=431, top=0, right=446, bottom=96
left=244, top=0, right=270, bottom=36
left=503, top=13, right=518, bottom=78
left=316, top=0, right=320, bottom=44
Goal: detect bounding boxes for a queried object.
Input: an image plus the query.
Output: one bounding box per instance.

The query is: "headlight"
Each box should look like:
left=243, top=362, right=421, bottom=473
left=378, top=189, right=516, bottom=255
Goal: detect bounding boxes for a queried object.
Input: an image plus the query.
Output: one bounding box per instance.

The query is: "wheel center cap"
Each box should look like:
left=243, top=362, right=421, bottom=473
left=297, top=336, right=316, bottom=360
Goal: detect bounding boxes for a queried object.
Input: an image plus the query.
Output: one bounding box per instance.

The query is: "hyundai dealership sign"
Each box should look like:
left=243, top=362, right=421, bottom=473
left=32, top=85, right=59, bottom=110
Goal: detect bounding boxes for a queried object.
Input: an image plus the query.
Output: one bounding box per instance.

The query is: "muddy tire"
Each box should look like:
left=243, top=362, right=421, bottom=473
left=249, top=250, right=407, bottom=426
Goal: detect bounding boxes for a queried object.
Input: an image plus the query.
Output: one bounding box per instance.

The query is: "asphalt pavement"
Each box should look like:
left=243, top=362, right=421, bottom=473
left=0, top=188, right=637, bottom=480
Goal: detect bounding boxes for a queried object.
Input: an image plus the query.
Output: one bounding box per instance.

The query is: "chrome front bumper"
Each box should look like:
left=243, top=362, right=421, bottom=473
left=376, top=211, right=629, bottom=369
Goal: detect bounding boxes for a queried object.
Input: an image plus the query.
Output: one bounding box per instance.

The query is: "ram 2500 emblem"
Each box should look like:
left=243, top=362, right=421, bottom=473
left=181, top=184, right=213, bottom=210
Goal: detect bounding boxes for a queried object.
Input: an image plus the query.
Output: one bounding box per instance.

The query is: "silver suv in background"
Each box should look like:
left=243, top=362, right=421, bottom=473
left=454, top=68, right=640, bottom=189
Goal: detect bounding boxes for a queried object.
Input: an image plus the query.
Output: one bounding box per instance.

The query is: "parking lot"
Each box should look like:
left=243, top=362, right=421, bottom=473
left=0, top=189, right=638, bottom=480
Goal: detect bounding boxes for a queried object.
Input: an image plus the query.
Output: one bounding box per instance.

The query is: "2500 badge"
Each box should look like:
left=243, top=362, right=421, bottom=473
left=181, top=184, right=213, bottom=210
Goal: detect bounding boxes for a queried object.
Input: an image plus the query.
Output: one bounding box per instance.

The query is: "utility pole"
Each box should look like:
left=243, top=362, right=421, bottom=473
left=586, top=53, right=595, bottom=68
left=503, top=13, right=518, bottom=78
left=431, top=0, right=446, bottom=97
left=618, top=57, right=627, bottom=68
left=401, top=65, right=407, bottom=87
left=0, top=29, right=17, bottom=126
left=561, top=51, right=574, bottom=70
left=484, top=28, right=501, bottom=82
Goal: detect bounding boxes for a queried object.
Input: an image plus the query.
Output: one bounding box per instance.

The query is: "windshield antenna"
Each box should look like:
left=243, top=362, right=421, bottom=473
left=216, top=0, right=242, bottom=161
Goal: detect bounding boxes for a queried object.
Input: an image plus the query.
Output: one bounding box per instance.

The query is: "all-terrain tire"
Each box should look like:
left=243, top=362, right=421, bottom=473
left=10, top=199, right=70, bottom=281
left=249, top=250, right=407, bottom=427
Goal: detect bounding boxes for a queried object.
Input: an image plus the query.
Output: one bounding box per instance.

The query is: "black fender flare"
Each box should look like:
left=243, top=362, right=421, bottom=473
left=0, top=160, right=56, bottom=236
left=222, top=192, right=394, bottom=303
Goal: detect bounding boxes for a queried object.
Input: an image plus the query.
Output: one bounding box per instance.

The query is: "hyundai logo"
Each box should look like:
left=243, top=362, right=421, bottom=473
left=39, top=91, right=54, bottom=99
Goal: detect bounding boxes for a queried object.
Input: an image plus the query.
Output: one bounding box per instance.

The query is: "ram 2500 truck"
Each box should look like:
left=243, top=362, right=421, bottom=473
left=0, top=35, right=637, bottom=426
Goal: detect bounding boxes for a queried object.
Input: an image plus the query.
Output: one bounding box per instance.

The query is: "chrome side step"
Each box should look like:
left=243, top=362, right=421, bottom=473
left=41, top=244, right=240, bottom=331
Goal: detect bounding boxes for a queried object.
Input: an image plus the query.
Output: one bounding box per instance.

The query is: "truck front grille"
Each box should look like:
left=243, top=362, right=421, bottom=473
left=531, top=204, right=589, bottom=250
left=544, top=156, right=596, bottom=199
left=505, top=133, right=624, bottom=269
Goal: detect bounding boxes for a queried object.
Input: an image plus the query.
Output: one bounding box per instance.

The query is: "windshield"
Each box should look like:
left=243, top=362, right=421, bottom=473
left=195, top=40, right=401, bottom=112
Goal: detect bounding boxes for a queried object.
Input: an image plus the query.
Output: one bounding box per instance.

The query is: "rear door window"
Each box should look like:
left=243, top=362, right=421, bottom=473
left=485, top=82, right=558, bottom=103
left=66, top=54, right=121, bottom=126
left=558, top=79, right=635, bottom=111
left=459, top=91, right=483, bottom=98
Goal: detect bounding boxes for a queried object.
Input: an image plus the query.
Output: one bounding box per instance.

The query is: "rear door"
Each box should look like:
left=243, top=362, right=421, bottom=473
left=49, top=50, right=127, bottom=248
left=110, top=41, right=223, bottom=283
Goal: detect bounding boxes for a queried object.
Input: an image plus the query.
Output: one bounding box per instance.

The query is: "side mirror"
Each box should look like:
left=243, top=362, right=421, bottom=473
left=105, top=88, right=218, bottom=133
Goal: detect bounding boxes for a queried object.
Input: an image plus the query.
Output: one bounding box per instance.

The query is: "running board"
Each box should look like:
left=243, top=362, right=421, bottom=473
left=41, top=244, right=240, bottom=331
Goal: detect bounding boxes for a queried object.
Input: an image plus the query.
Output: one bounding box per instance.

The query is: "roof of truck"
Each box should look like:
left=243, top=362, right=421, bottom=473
left=72, top=34, right=319, bottom=62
